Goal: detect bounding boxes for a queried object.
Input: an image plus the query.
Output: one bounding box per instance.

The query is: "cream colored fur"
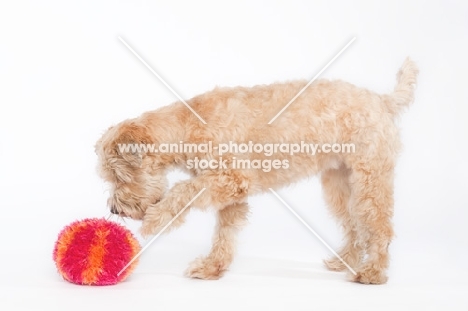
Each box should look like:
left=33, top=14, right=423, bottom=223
left=95, top=58, right=418, bottom=284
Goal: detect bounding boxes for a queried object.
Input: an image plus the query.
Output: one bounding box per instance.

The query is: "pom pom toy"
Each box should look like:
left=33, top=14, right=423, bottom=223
left=53, top=218, right=141, bottom=285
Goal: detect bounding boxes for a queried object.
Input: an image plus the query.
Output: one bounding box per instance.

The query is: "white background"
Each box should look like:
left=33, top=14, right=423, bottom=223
left=1, top=0, right=467, bottom=310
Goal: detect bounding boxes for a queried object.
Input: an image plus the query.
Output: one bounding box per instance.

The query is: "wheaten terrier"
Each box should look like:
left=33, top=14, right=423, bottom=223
left=95, top=58, right=418, bottom=284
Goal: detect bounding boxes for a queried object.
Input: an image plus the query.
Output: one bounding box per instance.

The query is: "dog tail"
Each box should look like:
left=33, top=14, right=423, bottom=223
left=384, top=57, right=419, bottom=116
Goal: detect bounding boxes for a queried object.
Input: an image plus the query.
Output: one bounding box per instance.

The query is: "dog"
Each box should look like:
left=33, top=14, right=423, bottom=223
left=95, top=58, right=418, bottom=284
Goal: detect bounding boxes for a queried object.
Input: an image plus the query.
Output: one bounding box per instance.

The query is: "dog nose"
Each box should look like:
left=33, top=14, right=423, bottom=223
left=110, top=206, right=119, bottom=214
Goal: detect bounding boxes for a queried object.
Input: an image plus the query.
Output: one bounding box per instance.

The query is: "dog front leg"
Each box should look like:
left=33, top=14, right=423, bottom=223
left=139, top=179, right=205, bottom=237
left=140, top=170, right=249, bottom=237
left=185, top=202, right=249, bottom=279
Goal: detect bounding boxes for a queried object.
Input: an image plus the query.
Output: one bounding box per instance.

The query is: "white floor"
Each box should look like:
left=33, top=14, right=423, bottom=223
left=2, top=235, right=467, bottom=311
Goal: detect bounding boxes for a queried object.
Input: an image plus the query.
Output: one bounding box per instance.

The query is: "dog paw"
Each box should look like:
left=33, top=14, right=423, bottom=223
left=324, top=257, right=347, bottom=272
left=139, top=211, right=174, bottom=238
left=185, top=257, right=227, bottom=280
left=348, top=267, right=388, bottom=284
left=139, top=218, right=160, bottom=238
left=139, top=224, right=154, bottom=238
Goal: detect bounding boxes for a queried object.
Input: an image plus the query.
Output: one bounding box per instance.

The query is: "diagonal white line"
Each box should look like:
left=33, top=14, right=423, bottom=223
left=118, top=36, right=207, bottom=125
left=269, top=188, right=357, bottom=275
left=117, top=188, right=206, bottom=276
left=268, top=37, right=356, bottom=124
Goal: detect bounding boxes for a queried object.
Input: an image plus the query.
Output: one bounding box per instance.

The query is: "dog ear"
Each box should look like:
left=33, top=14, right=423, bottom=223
left=121, top=149, right=143, bottom=167
left=114, top=122, right=152, bottom=167
left=108, top=158, right=134, bottom=183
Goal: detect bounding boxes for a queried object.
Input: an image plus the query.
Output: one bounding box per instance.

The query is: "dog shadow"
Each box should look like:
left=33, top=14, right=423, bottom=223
left=230, top=257, right=344, bottom=281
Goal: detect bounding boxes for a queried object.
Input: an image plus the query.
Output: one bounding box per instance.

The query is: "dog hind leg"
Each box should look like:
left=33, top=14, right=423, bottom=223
left=321, top=165, right=362, bottom=272
left=348, top=164, right=395, bottom=284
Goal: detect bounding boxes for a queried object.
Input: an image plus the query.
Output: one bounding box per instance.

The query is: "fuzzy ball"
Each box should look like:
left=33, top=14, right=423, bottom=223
left=53, top=218, right=141, bottom=285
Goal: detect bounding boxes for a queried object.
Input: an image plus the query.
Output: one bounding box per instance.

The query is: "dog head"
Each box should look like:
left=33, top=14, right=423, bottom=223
left=95, top=120, right=168, bottom=220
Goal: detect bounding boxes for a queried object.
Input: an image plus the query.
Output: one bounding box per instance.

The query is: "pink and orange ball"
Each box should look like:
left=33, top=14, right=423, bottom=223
left=53, top=218, right=141, bottom=285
